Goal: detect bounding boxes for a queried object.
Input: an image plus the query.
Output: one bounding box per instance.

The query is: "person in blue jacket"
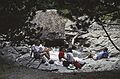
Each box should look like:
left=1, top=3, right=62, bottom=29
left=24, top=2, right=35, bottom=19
left=86, top=47, right=109, bottom=60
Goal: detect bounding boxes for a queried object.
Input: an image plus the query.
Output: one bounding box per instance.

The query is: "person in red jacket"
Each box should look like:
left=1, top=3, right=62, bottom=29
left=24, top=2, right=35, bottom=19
left=58, top=47, right=65, bottom=61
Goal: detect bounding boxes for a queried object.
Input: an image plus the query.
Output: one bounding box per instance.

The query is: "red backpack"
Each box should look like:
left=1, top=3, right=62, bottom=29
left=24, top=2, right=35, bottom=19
left=73, top=61, right=82, bottom=69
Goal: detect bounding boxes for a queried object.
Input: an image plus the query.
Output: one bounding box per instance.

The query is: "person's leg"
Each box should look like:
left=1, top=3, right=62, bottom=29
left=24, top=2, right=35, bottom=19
left=85, top=53, right=92, bottom=58
left=42, top=52, right=50, bottom=60
left=87, top=54, right=92, bottom=58
left=43, top=48, right=51, bottom=60
left=84, top=53, right=95, bottom=59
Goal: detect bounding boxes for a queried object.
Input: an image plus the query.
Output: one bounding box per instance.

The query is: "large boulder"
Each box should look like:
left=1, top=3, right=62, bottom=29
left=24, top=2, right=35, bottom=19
left=113, top=59, right=120, bottom=71
left=32, top=9, right=66, bottom=40
left=1, top=46, right=20, bottom=61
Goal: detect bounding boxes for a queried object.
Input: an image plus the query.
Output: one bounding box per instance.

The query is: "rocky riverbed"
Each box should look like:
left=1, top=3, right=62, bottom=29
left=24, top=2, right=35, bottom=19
left=1, top=25, right=120, bottom=78
left=0, top=45, right=120, bottom=73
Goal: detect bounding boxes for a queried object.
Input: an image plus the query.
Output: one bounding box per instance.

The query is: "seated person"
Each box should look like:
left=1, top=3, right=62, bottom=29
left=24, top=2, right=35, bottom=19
left=64, top=48, right=85, bottom=69
left=58, top=47, right=65, bottom=61
left=31, top=40, right=51, bottom=60
left=66, top=48, right=75, bottom=64
left=86, top=47, right=109, bottom=60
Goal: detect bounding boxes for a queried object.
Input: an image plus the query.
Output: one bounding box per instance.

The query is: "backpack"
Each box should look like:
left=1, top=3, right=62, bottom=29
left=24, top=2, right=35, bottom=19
left=49, top=60, right=54, bottom=64
left=63, top=61, right=70, bottom=67
left=73, top=61, right=82, bottom=69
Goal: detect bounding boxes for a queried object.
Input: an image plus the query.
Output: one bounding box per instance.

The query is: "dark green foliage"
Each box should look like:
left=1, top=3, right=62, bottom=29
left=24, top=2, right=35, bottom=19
left=54, top=0, right=120, bottom=21
left=1, top=0, right=120, bottom=31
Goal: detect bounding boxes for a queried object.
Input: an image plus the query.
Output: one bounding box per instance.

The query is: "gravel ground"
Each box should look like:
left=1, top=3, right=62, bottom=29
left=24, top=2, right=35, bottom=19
left=0, top=57, right=120, bottom=79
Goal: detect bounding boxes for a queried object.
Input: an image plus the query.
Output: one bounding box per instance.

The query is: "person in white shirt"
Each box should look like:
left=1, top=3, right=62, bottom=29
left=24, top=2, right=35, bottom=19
left=65, top=48, right=86, bottom=69
left=31, top=40, right=51, bottom=60
left=66, top=48, right=75, bottom=63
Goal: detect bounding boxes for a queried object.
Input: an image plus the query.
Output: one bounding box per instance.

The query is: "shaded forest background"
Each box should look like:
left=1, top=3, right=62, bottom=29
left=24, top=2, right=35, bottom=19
left=0, top=0, right=120, bottom=50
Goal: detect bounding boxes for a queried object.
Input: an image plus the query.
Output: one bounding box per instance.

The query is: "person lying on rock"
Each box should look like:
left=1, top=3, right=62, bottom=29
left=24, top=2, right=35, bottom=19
left=86, top=47, right=109, bottom=60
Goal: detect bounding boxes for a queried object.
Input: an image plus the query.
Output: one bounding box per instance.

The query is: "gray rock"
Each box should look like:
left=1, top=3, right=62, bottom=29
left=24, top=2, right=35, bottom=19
left=32, top=10, right=66, bottom=40
left=80, top=58, right=119, bottom=72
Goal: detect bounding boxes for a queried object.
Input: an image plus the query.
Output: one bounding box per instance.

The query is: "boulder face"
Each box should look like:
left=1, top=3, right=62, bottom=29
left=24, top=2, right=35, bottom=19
left=32, top=10, right=67, bottom=40
left=64, top=20, right=120, bottom=58
left=80, top=58, right=120, bottom=72
left=80, top=23, right=120, bottom=57
left=1, top=46, right=120, bottom=73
